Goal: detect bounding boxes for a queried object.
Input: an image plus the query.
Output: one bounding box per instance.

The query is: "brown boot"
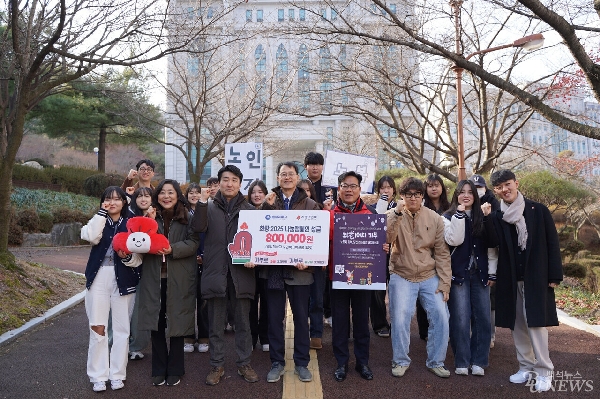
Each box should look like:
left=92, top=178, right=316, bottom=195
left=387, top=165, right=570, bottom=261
left=310, top=338, right=322, bottom=349
left=206, top=366, right=225, bottom=385
left=238, top=364, right=259, bottom=383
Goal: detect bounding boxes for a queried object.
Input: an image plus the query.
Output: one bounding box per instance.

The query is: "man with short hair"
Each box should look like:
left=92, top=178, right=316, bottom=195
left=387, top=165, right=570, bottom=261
left=121, top=159, right=156, bottom=192
left=206, top=177, right=220, bottom=199
left=489, top=170, right=562, bottom=393
left=329, top=171, right=384, bottom=382
left=195, top=165, right=259, bottom=386
left=304, top=151, right=336, bottom=342
left=260, top=161, right=320, bottom=383
left=386, top=177, right=452, bottom=379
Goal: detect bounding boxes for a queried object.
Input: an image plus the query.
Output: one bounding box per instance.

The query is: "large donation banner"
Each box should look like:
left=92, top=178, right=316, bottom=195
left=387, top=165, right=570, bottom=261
left=228, top=210, right=330, bottom=266
left=332, top=213, right=387, bottom=290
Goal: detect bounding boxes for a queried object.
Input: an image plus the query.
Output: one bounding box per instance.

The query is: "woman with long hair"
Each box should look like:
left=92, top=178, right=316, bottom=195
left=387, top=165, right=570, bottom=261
left=247, top=180, right=270, bottom=351
left=443, top=180, right=497, bottom=377
left=137, top=179, right=199, bottom=387
left=81, top=186, right=142, bottom=392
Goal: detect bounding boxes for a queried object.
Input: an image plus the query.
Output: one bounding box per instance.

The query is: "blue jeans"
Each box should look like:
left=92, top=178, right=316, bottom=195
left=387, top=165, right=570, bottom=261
left=389, top=273, right=449, bottom=368
left=448, top=273, right=491, bottom=368
left=309, top=267, right=326, bottom=338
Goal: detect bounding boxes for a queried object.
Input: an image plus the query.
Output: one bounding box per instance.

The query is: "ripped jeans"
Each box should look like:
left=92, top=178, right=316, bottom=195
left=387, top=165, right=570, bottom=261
left=85, top=265, right=135, bottom=382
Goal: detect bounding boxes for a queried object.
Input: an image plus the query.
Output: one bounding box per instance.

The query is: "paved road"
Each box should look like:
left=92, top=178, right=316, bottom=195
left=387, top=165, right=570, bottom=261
left=2, top=246, right=599, bottom=398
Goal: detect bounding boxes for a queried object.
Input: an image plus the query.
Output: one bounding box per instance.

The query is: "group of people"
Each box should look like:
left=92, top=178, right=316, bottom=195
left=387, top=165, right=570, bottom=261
left=81, top=154, right=563, bottom=394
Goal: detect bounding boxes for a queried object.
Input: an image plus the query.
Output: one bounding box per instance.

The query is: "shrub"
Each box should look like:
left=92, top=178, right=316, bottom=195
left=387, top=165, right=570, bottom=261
left=563, top=263, right=587, bottom=278
left=10, top=187, right=98, bottom=215
left=53, top=207, right=91, bottom=225
left=83, top=173, right=126, bottom=197
left=46, top=166, right=98, bottom=195
left=585, top=266, right=600, bottom=294
left=574, top=250, right=592, bottom=260
left=38, top=212, right=54, bottom=233
left=563, top=240, right=585, bottom=261
left=8, top=208, right=23, bottom=246
left=12, top=164, right=51, bottom=183
left=17, top=208, right=40, bottom=233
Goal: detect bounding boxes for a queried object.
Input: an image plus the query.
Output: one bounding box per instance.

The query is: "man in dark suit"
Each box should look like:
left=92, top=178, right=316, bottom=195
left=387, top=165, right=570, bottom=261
left=489, top=170, right=563, bottom=393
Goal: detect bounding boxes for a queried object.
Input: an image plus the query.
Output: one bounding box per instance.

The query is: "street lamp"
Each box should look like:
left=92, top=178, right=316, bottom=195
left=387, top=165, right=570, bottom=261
left=450, top=0, right=544, bottom=181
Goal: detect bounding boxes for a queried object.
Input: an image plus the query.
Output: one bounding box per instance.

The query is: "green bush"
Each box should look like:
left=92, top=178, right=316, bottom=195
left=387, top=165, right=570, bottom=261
left=52, top=207, right=91, bottom=224
left=17, top=208, right=40, bottom=233
left=563, top=240, right=585, bottom=260
left=46, top=166, right=97, bottom=195
left=518, top=171, right=596, bottom=207
left=84, top=173, right=126, bottom=197
left=38, top=212, right=54, bottom=233
left=10, top=187, right=98, bottom=215
left=8, top=208, right=23, bottom=246
left=563, top=263, right=587, bottom=278
left=12, top=164, right=51, bottom=183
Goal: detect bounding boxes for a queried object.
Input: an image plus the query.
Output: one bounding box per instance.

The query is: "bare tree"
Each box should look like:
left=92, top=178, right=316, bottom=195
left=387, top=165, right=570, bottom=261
left=0, top=0, right=240, bottom=255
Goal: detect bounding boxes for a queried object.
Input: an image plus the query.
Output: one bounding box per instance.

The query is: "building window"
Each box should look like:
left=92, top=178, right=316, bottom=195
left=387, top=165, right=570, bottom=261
left=246, top=10, right=252, bottom=22
left=276, top=44, right=289, bottom=108
left=255, top=45, right=267, bottom=108
left=187, top=57, right=199, bottom=75
left=257, top=10, right=263, bottom=22
left=321, top=8, right=327, bottom=20
left=278, top=9, right=284, bottom=21
left=331, top=8, right=338, bottom=21
left=300, top=8, right=306, bottom=21
left=207, top=7, right=214, bottom=19
left=390, top=4, right=397, bottom=14
left=298, top=44, right=310, bottom=111
left=187, top=7, right=195, bottom=19
left=289, top=9, right=295, bottom=21
left=341, top=81, right=348, bottom=105
left=319, top=47, right=332, bottom=112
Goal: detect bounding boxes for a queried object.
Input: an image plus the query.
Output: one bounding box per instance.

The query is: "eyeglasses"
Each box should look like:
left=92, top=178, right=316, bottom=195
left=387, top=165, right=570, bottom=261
left=403, top=192, right=423, bottom=199
left=340, top=183, right=359, bottom=190
left=279, top=173, right=297, bottom=178
left=138, top=167, right=154, bottom=173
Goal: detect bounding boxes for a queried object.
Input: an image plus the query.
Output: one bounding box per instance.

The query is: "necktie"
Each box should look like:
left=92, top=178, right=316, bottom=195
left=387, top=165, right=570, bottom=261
left=283, top=198, right=290, bottom=210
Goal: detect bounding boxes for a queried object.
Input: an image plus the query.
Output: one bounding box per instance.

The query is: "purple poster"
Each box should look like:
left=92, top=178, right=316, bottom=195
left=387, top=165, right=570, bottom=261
left=332, top=213, right=387, bottom=290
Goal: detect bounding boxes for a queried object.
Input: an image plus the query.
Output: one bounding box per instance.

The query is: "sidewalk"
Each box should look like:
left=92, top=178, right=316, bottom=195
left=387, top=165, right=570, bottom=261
left=1, top=247, right=599, bottom=398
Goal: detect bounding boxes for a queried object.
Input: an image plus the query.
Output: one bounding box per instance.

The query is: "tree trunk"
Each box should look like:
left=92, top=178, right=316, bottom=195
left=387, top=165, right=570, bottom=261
left=0, top=161, right=13, bottom=254
left=98, top=126, right=106, bottom=172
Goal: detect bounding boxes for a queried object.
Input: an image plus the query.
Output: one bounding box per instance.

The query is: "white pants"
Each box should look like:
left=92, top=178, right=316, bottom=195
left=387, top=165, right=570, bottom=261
left=512, top=281, right=554, bottom=377
left=85, top=266, right=135, bottom=382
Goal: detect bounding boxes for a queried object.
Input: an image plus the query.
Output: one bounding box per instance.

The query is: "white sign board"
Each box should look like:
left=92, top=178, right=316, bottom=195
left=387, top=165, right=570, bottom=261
left=322, top=150, right=377, bottom=193
left=229, top=210, right=330, bottom=266
left=224, top=142, right=263, bottom=194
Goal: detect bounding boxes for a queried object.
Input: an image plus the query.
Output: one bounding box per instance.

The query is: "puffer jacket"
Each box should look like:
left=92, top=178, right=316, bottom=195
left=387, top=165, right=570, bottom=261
left=196, top=191, right=257, bottom=300
left=137, top=206, right=199, bottom=338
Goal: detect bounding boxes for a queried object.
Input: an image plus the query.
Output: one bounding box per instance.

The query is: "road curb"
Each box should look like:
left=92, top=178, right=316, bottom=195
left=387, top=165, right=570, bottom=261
left=0, top=289, right=86, bottom=347
left=557, top=309, right=600, bottom=338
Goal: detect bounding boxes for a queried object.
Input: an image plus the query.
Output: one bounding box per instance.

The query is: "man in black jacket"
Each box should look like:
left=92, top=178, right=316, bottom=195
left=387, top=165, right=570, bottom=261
left=196, top=165, right=259, bottom=386
left=489, top=170, right=563, bottom=393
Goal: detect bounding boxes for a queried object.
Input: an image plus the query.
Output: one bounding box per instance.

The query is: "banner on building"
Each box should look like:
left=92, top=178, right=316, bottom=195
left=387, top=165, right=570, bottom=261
left=322, top=150, right=376, bottom=193
left=224, top=142, right=263, bottom=194
left=228, top=210, right=330, bottom=266
left=332, top=213, right=387, bottom=290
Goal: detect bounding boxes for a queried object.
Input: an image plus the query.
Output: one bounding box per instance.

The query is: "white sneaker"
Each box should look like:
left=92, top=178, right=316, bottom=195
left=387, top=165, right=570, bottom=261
left=471, top=365, right=485, bottom=376
left=110, top=380, right=124, bottom=390
left=197, top=343, right=209, bottom=353
left=489, top=339, right=495, bottom=349
left=262, top=344, right=270, bottom=352
left=92, top=381, right=106, bottom=392
left=324, top=317, right=332, bottom=327
left=534, top=375, right=553, bottom=392
left=455, top=367, right=469, bottom=375
left=184, top=343, right=195, bottom=353
left=510, top=370, right=533, bottom=384
left=129, top=351, right=144, bottom=360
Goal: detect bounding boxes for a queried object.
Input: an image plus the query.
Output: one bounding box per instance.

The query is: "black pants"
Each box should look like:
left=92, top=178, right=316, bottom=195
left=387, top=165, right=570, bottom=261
left=416, top=298, right=429, bottom=339
left=267, top=284, right=310, bottom=367
left=331, top=289, right=371, bottom=367
left=249, top=275, right=269, bottom=346
left=370, top=265, right=390, bottom=332
left=323, top=273, right=332, bottom=319
left=151, top=278, right=184, bottom=377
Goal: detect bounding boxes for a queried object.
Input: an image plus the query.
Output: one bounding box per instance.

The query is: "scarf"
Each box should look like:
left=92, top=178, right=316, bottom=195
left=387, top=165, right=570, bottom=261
left=500, top=191, right=528, bottom=251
